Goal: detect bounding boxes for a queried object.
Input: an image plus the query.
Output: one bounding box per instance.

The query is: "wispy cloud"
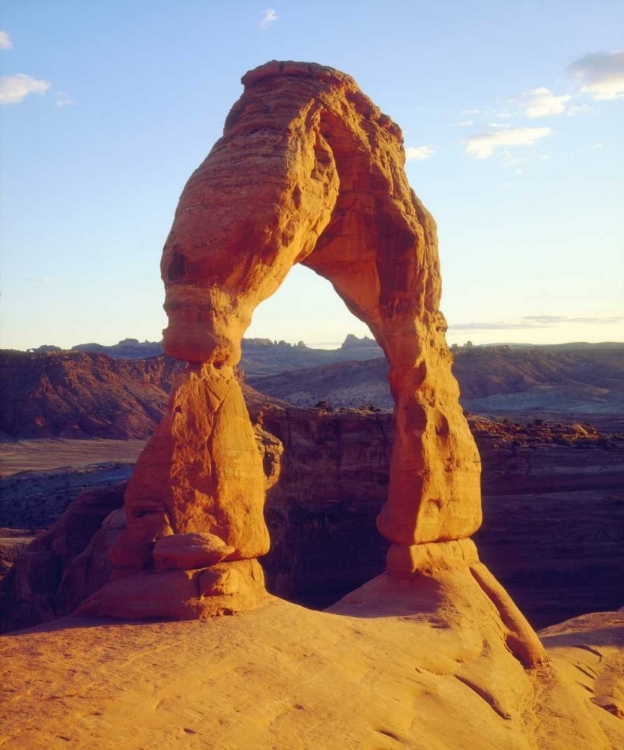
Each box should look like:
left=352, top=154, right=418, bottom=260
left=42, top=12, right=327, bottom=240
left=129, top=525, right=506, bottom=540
left=566, top=103, right=592, bottom=117
left=405, top=144, right=436, bottom=161
left=590, top=142, right=604, bottom=150
left=501, top=150, right=527, bottom=169
left=260, top=8, right=278, bottom=29
left=0, top=73, right=51, bottom=105
left=521, top=87, right=571, bottom=118
left=466, top=126, right=552, bottom=159
left=568, top=50, right=624, bottom=100
left=26, top=275, right=57, bottom=285
left=458, top=120, right=474, bottom=127
left=450, top=321, right=529, bottom=331
left=55, top=91, right=76, bottom=108
left=0, top=30, right=12, bottom=50
left=524, top=315, right=624, bottom=325
left=450, top=315, right=624, bottom=331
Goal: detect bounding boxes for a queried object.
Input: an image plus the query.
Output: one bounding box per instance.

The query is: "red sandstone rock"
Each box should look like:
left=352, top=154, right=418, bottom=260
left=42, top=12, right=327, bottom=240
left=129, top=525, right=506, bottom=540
left=2, top=406, right=621, bottom=634
left=153, top=532, right=235, bottom=571
left=0, top=484, right=125, bottom=632
left=88, top=60, right=541, bottom=666
left=156, top=60, right=481, bottom=550
left=107, top=59, right=482, bottom=608
left=77, top=559, right=266, bottom=620
left=107, top=363, right=270, bottom=572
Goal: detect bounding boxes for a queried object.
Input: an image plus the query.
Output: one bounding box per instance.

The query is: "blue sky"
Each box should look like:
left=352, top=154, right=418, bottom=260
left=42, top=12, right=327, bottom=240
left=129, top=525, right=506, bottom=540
left=1, top=0, right=623, bottom=350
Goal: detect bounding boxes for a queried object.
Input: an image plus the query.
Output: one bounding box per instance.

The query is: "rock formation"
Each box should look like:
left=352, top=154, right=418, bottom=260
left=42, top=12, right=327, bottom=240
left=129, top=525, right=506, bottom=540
left=79, top=61, right=544, bottom=665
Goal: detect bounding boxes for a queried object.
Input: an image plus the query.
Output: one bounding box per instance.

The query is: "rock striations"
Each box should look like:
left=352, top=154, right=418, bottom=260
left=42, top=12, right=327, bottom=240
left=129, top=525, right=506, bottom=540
left=79, top=61, right=544, bottom=667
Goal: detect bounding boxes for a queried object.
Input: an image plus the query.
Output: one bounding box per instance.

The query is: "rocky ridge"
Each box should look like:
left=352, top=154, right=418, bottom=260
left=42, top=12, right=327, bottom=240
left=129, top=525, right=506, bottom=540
left=3, top=343, right=623, bottom=441
left=248, top=344, right=624, bottom=415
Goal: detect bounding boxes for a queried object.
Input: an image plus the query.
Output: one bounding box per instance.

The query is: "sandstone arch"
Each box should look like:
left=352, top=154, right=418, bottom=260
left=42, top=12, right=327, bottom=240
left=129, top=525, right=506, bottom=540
left=80, top=62, right=545, bottom=665
left=156, top=60, right=480, bottom=554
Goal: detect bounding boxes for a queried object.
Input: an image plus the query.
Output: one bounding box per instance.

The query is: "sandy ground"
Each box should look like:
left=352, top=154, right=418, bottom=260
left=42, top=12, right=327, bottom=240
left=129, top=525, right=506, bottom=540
left=1, top=570, right=622, bottom=750
left=0, top=439, right=147, bottom=477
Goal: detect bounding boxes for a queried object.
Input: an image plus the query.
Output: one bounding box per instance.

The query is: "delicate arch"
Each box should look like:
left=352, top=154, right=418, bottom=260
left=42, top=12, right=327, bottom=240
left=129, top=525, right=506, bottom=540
left=80, top=64, right=546, bottom=670
left=158, top=61, right=481, bottom=550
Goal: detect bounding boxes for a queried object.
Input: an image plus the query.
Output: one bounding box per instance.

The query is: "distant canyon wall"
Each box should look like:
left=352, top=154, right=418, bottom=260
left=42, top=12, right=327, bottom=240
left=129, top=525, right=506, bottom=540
left=3, top=345, right=623, bottom=440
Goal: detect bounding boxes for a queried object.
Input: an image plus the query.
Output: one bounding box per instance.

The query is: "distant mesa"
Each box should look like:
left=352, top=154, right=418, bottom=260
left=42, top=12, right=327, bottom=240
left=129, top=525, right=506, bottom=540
left=4, top=341, right=623, bottom=440
left=340, top=333, right=381, bottom=351
left=26, top=344, right=62, bottom=354
left=26, top=339, right=164, bottom=359
left=71, top=338, right=164, bottom=358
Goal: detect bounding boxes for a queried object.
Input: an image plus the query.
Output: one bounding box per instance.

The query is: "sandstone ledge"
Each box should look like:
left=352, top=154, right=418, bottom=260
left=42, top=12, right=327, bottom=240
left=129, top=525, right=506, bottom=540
left=1, top=576, right=622, bottom=750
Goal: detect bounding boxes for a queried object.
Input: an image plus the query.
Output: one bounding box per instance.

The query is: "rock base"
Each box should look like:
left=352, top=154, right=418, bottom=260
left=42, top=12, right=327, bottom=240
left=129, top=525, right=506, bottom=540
left=76, top=559, right=267, bottom=621
left=385, top=539, right=547, bottom=668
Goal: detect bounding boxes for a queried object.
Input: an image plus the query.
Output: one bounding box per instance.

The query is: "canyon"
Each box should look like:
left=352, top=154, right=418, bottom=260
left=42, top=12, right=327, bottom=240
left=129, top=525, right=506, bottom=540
left=2, top=404, right=623, bottom=634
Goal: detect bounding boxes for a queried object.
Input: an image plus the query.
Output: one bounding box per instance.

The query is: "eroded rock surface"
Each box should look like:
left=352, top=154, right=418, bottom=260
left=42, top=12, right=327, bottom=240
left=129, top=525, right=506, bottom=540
left=0, top=484, right=126, bottom=632
left=156, top=60, right=480, bottom=549
left=102, top=60, right=479, bottom=595
left=1, top=589, right=622, bottom=749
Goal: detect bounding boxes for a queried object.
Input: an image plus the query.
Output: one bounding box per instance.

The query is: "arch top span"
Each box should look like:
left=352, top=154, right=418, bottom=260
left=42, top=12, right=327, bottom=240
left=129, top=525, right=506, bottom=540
left=160, top=59, right=429, bottom=367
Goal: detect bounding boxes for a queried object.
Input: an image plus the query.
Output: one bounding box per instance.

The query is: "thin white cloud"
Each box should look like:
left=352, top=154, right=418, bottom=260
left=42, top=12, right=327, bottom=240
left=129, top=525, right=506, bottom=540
left=0, top=73, right=51, bottom=105
left=566, top=103, right=592, bottom=117
left=405, top=145, right=436, bottom=160
left=55, top=91, right=76, bottom=108
left=523, top=314, right=624, bottom=325
left=501, top=150, right=527, bottom=168
left=26, top=275, right=57, bottom=285
left=260, top=8, right=277, bottom=29
left=458, top=120, right=474, bottom=127
left=590, top=142, right=604, bottom=150
left=0, top=31, right=12, bottom=50
left=568, top=50, right=624, bottom=100
left=522, top=87, right=571, bottom=118
left=466, top=126, right=552, bottom=159
left=496, top=112, right=513, bottom=119
left=450, top=321, right=529, bottom=331
left=489, top=121, right=511, bottom=128
left=450, top=314, right=624, bottom=331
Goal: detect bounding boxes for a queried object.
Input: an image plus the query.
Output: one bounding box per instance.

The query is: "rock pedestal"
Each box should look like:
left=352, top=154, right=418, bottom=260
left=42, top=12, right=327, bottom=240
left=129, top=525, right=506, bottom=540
left=80, top=60, right=546, bottom=664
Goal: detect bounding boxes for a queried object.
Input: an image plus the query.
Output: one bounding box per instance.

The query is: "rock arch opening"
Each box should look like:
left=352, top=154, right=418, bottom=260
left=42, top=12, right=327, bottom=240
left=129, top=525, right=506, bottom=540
left=244, top=262, right=370, bottom=356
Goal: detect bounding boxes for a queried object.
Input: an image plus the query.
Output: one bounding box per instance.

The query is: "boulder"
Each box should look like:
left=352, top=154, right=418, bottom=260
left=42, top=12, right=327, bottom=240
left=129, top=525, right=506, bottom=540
left=153, top=532, right=235, bottom=571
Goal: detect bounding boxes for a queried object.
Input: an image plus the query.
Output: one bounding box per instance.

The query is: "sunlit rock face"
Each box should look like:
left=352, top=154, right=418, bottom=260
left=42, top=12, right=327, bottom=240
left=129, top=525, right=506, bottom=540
left=83, top=61, right=543, bottom=665
left=158, top=59, right=481, bottom=548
